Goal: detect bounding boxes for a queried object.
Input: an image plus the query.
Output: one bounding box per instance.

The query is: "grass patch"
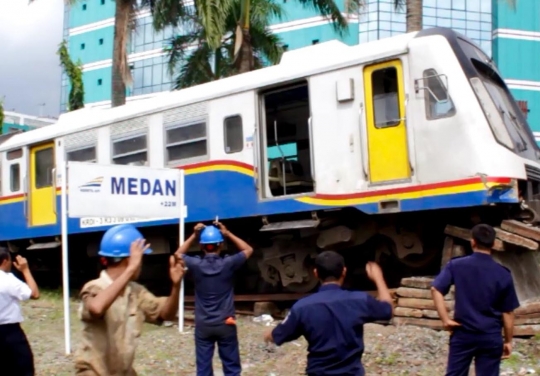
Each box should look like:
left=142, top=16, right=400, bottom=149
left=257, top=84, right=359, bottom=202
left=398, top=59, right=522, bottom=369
left=502, top=353, right=521, bottom=368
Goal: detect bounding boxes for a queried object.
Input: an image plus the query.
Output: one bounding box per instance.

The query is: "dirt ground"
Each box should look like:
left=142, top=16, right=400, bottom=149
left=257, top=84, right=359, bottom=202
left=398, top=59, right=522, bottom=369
left=23, top=290, right=540, bottom=376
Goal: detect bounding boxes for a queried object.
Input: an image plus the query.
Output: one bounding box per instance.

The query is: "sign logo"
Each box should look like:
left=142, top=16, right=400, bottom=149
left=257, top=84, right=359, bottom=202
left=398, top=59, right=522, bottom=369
left=79, top=177, right=103, bottom=193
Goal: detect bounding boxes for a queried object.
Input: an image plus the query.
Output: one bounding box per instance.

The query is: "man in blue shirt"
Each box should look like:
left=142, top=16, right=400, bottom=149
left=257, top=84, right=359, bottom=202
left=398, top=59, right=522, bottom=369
left=431, top=223, right=520, bottom=376
left=263, top=250, right=394, bottom=376
left=176, top=221, right=253, bottom=376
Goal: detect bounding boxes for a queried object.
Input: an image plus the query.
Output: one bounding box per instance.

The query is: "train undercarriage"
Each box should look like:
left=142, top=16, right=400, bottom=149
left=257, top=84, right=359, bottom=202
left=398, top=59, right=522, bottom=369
left=9, top=194, right=540, bottom=304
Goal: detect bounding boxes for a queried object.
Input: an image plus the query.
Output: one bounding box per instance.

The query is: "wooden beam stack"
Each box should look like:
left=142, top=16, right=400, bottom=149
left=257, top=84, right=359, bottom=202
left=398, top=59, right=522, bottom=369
left=392, top=219, right=540, bottom=337
left=392, top=276, right=454, bottom=330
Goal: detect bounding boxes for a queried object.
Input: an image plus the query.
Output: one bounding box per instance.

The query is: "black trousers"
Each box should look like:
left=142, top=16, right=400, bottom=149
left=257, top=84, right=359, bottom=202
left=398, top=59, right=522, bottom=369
left=0, top=323, right=35, bottom=376
left=195, top=324, right=241, bottom=376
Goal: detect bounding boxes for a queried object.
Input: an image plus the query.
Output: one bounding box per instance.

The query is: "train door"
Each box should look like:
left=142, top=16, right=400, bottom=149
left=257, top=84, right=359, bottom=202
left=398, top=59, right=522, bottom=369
left=363, top=59, right=411, bottom=184
left=29, top=143, right=56, bottom=226
left=258, top=81, right=315, bottom=199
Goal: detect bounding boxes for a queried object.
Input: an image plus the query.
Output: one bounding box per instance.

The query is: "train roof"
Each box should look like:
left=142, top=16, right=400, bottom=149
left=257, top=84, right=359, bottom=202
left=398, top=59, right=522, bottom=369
left=0, top=29, right=423, bottom=152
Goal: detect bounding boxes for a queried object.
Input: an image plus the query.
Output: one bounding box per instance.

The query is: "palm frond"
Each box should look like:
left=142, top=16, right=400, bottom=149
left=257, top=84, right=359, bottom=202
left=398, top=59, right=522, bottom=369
left=249, top=25, right=284, bottom=66
left=295, top=0, right=359, bottom=35
left=166, top=32, right=202, bottom=76
left=172, top=43, right=216, bottom=89
left=195, top=0, right=235, bottom=50
left=392, top=0, right=405, bottom=11
left=250, top=0, right=285, bottom=26
left=144, top=0, right=190, bottom=31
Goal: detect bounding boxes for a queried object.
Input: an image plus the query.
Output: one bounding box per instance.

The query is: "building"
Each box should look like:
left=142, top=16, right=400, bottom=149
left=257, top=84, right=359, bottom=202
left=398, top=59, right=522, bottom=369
left=1, top=111, right=57, bottom=134
left=63, top=0, right=536, bottom=139
left=492, top=0, right=540, bottom=143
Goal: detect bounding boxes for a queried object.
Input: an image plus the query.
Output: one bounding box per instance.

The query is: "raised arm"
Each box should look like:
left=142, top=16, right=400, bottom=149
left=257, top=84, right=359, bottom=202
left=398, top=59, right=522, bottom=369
left=175, top=223, right=205, bottom=257
left=158, top=256, right=185, bottom=321
left=13, top=256, right=39, bottom=299
left=216, top=222, right=253, bottom=259
left=85, top=239, right=148, bottom=318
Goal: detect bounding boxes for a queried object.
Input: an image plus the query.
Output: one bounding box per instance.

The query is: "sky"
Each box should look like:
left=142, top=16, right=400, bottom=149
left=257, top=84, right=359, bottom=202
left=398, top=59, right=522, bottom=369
left=0, top=0, right=64, bottom=119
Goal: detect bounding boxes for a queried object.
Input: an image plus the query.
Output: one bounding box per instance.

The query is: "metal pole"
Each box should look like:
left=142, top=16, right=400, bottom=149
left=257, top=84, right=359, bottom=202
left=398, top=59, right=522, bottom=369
left=178, top=169, right=185, bottom=332
left=61, top=161, right=71, bottom=354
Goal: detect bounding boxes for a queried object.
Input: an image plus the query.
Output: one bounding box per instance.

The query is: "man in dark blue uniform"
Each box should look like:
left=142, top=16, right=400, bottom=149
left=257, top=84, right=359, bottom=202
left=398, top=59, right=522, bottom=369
left=263, top=250, right=394, bottom=376
left=175, top=221, right=253, bottom=376
left=431, top=223, right=520, bottom=376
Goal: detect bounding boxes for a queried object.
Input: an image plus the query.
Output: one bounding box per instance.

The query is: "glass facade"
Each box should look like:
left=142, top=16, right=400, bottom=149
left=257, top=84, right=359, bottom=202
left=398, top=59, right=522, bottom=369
left=63, top=0, right=495, bottom=112
left=130, top=55, right=174, bottom=96
left=359, top=0, right=492, bottom=56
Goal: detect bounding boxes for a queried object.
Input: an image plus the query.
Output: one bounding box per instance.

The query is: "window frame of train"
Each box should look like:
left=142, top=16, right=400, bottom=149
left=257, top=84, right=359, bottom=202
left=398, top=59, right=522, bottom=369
left=165, top=120, right=208, bottom=166
left=257, top=79, right=315, bottom=199
left=111, top=132, right=148, bottom=166
left=420, top=69, right=456, bottom=120
left=66, top=145, right=97, bottom=163
left=363, top=59, right=412, bottom=184
left=224, top=115, right=244, bottom=154
left=6, top=148, right=23, bottom=194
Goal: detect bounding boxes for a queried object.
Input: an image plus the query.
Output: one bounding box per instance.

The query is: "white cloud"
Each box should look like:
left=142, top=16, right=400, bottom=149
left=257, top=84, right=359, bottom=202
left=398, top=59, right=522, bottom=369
left=0, top=0, right=64, bottom=118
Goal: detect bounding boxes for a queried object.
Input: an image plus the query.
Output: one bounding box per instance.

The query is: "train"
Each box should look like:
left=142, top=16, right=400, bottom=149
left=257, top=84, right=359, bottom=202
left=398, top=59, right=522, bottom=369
left=1, top=27, right=540, bottom=299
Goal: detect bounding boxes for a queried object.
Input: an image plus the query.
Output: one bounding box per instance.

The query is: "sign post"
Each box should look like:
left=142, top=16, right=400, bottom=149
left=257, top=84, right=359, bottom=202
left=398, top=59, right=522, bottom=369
left=61, top=161, right=186, bottom=354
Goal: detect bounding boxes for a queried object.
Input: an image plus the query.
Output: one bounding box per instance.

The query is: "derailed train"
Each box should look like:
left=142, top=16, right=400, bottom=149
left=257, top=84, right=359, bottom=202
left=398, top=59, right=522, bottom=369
left=1, top=27, right=540, bottom=299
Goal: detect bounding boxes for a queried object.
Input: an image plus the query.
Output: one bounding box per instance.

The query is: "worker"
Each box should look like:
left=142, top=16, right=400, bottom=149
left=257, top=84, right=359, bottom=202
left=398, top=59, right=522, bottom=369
left=175, top=221, right=253, bottom=376
left=0, top=247, right=40, bottom=376
left=74, top=224, right=185, bottom=376
left=263, top=250, right=394, bottom=376
left=431, top=223, right=520, bottom=376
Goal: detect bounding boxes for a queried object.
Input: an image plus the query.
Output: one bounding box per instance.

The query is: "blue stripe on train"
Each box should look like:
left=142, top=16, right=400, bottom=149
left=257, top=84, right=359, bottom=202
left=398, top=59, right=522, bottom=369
left=0, top=171, right=518, bottom=241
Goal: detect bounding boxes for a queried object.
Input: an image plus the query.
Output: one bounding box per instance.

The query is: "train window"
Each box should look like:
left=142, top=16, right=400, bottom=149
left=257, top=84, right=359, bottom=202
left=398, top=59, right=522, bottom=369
left=35, top=147, right=54, bottom=188
left=67, top=146, right=97, bottom=162
left=166, top=122, right=207, bottom=163
left=6, top=149, right=23, bottom=160
left=423, top=69, right=456, bottom=120
left=112, top=134, right=148, bottom=165
left=371, top=67, right=400, bottom=128
left=10, top=164, right=20, bottom=192
left=224, top=116, right=243, bottom=154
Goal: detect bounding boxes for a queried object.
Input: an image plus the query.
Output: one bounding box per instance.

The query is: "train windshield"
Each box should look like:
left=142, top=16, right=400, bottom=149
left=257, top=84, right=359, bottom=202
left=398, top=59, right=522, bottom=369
left=471, top=59, right=530, bottom=152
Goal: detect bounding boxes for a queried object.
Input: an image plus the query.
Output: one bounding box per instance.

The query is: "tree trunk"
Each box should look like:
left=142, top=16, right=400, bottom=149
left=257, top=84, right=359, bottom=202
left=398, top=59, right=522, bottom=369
left=406, top=0, right=423, bottom=32
left=236, top=29, right=254, bottom=74
left=111, top=0, right=131, bottom=107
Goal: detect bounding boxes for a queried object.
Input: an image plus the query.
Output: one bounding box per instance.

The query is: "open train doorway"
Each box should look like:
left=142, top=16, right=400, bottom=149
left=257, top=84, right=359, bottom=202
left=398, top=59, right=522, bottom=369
left=259, top=81, right=314, bottom=198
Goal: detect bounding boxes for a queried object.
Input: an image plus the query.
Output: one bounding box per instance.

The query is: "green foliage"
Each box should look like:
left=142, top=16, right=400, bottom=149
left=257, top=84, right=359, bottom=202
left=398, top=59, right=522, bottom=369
left=166, top=0, right=285, bottom=89
left=57, top=40, right=85, bottom=111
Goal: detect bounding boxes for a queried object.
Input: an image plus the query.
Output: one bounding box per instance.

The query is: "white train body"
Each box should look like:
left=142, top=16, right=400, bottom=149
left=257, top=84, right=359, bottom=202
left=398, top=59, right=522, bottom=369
left=1, top=27, right=539, bottom=293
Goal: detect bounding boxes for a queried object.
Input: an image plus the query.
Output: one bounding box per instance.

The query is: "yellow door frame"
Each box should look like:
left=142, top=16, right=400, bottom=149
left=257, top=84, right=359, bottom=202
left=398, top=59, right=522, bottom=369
left=29, top=143, right=57, bottom=226
left=363, top=59, right=411, bottom=184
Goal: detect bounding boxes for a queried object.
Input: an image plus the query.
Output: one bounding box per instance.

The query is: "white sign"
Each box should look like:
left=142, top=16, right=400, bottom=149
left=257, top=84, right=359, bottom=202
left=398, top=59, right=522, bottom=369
left=68, top=162, right=182, bottom=218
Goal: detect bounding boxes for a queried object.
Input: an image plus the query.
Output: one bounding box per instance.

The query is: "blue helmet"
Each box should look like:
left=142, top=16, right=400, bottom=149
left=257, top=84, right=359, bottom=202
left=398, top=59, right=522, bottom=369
left=200, top=225, right=224, bottom=244
left=98, top=224, right=152, bottom=258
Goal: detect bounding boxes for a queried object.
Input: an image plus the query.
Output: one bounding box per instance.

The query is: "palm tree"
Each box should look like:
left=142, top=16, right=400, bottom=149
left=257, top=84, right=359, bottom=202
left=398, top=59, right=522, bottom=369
left=166, top=0, right=284, bottom=89
left=393, top=0, right=422, bottom=32
left=31, top=0, right=186, bottom=108
left=110, top=0, right=187, bottom=107
left=192, top=0, right=361, bottom=74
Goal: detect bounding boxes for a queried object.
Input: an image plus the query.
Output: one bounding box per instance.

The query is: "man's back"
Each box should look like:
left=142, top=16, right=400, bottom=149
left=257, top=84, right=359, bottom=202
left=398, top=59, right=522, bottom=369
left=183, top=252, right=246, bottom=326
left=433, top=252, right=519, bottom=334
left=272, top=284, right=392, bottom=376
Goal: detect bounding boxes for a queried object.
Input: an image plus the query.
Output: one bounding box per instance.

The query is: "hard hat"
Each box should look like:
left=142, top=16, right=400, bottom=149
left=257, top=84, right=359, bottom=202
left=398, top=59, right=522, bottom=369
left=98, top=224, right=152, bottom=258
left=199, top=225, right=224, bottom=244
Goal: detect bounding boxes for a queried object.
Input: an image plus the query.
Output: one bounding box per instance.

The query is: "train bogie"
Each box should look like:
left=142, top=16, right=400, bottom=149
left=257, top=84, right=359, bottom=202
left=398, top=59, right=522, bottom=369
left=1, top=27, right=540, bottom=299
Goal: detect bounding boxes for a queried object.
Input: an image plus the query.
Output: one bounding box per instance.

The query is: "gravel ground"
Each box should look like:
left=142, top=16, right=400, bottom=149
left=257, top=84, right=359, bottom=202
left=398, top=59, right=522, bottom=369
left=22, top=290, right=540, bottom=376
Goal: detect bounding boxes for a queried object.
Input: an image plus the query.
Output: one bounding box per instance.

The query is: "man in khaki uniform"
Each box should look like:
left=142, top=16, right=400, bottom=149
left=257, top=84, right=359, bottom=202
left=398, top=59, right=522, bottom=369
left=74, top=224, right=185, bottom=376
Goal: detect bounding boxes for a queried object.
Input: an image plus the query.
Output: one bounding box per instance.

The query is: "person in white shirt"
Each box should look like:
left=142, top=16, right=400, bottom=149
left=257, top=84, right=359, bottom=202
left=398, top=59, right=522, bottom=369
left=0, top=246, right=40, bottom=376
